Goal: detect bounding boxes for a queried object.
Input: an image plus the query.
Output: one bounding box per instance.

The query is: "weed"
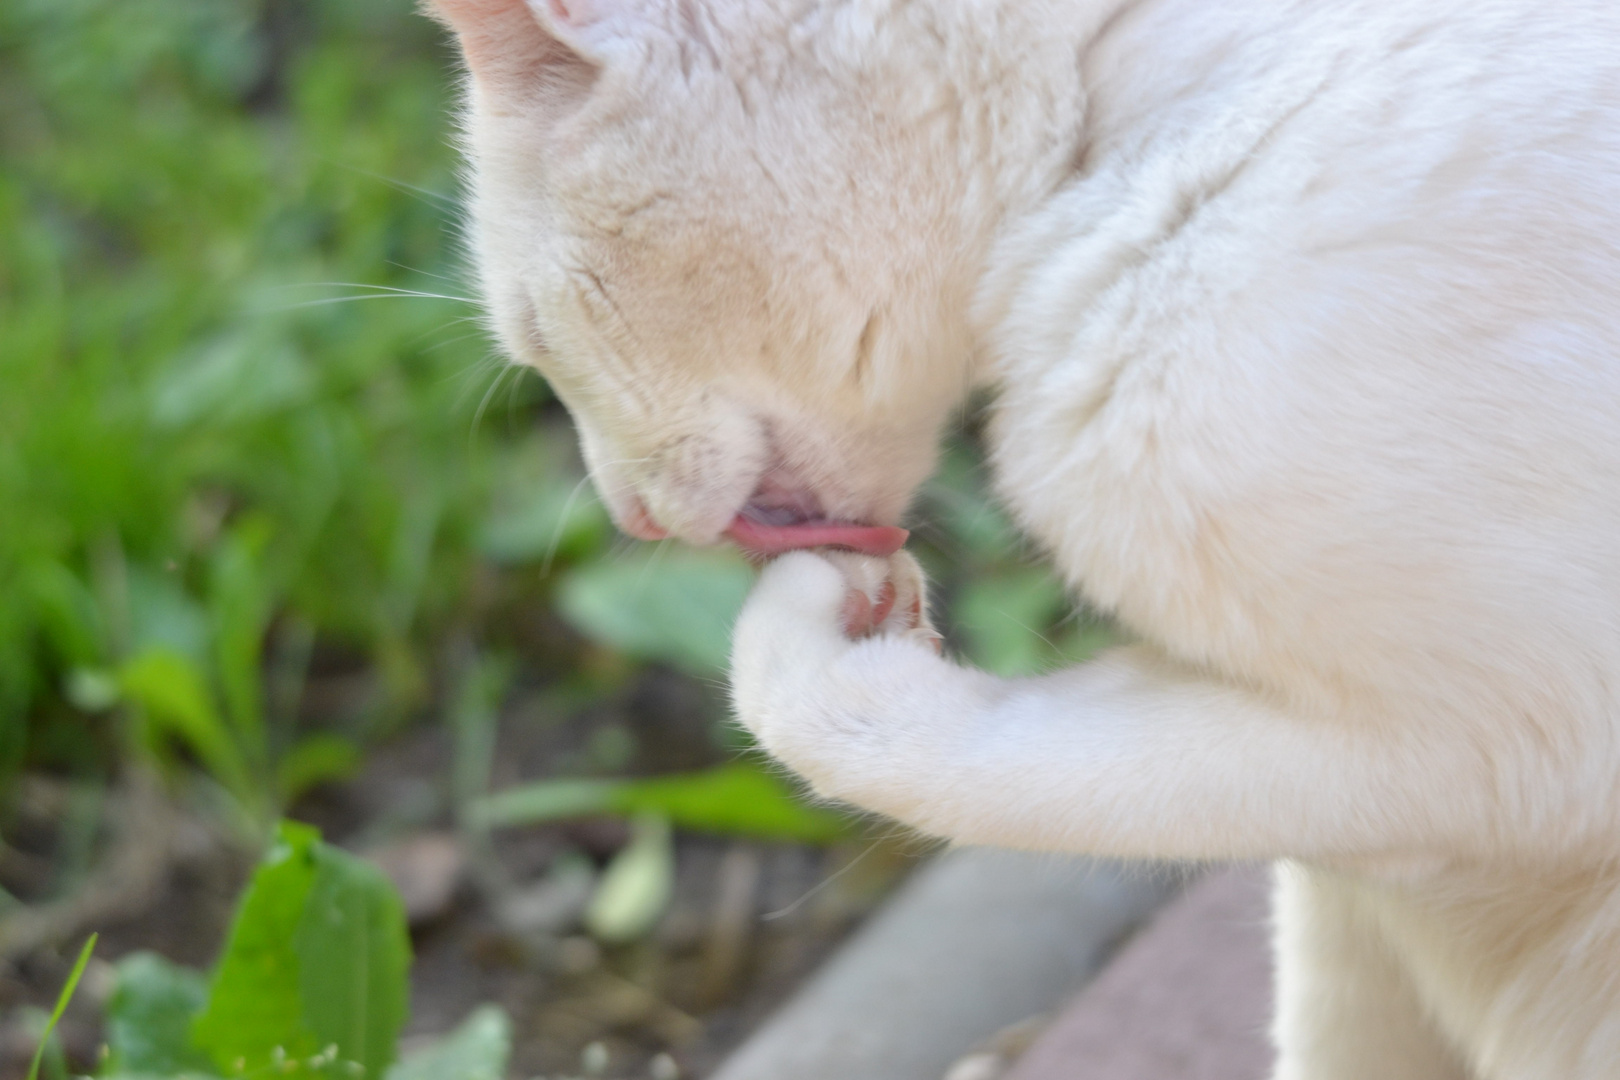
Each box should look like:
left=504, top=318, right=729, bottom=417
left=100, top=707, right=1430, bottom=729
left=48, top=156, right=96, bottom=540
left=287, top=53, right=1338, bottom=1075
left=24, top=933, right=96, bottom=1080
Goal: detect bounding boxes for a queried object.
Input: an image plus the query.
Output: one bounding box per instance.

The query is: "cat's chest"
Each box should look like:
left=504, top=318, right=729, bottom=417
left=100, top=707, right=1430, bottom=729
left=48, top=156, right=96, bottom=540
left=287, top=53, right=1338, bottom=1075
left=987, top=316, right=1255, bottom=665
left=978, top=152, right=1330, bottom=682
left=971, top=60, right=1372, bottom=680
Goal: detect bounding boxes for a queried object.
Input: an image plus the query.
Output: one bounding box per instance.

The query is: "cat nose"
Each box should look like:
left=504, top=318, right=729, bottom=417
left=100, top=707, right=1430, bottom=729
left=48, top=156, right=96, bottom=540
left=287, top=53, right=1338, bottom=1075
left=619, top=495, right=670, bottom=541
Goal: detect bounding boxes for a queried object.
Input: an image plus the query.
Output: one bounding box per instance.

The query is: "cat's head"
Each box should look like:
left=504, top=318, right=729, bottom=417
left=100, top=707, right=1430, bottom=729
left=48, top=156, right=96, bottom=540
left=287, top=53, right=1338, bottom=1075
left=432, top=0, right=1080, bottom=547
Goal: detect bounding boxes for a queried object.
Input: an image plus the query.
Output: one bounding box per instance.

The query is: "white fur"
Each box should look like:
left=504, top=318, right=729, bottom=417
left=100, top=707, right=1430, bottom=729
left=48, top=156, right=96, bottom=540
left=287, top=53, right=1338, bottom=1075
left=434, top=0, right=1620, bottom=1074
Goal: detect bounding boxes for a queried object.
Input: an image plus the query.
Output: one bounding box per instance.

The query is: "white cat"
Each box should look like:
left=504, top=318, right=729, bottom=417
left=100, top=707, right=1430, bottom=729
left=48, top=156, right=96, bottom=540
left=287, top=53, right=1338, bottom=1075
left=430, top=0, right=1620, bottom=1075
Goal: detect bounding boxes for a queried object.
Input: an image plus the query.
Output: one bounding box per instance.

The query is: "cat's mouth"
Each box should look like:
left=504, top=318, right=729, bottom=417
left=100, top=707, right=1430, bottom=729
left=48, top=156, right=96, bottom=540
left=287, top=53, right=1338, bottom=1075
left=724, top=504, right=908, bottom=558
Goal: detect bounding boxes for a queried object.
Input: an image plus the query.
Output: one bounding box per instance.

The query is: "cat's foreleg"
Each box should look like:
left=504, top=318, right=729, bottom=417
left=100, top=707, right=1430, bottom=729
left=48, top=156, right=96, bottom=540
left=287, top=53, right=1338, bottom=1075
left=1271, top=864, right=1469, bottom=1080
left=731, top=551, right=1527, bottom=863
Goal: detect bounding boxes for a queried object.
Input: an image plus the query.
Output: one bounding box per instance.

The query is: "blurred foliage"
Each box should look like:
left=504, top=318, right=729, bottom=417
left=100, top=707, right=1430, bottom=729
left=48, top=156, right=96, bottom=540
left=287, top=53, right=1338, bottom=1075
left=0, top=0, right=1112, bottom=827
left=558, top=548, right=756, bottom=679
left=918, top=444, right=1118, bottom=676
left=469, top=762, right=851, bottom=844
left=0, top=0, right=581, bottom=794
left=95, top=823, right=509, bottom=1080
left=384, top=1005, right=510, bottom=1080
left=103, top=952, right=214, bottom=1077
left=23, top=933, right=95, bottom=1080
left=190, top=821, right=410, bottom=1079
left=584, top=813, right=676, bottom=945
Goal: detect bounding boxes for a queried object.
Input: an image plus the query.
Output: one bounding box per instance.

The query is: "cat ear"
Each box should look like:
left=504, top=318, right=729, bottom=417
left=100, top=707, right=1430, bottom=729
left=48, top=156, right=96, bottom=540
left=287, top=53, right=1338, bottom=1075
left=428, top=0, right=613, bottom=97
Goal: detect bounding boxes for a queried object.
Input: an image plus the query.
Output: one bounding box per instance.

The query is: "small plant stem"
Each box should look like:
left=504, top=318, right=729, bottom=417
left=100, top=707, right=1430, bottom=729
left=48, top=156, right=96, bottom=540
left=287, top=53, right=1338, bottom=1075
left=25, top=932, right=97, bottom=1080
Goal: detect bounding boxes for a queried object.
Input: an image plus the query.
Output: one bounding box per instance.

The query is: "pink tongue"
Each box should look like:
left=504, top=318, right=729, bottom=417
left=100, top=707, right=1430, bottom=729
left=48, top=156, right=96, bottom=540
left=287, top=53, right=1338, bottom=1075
left=725, top=515, right=909, bottom=557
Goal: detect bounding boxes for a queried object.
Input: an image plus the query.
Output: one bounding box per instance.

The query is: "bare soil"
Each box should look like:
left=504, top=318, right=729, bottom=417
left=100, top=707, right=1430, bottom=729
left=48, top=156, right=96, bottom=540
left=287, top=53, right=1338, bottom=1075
left=0, top=665, right=921, bottom=1080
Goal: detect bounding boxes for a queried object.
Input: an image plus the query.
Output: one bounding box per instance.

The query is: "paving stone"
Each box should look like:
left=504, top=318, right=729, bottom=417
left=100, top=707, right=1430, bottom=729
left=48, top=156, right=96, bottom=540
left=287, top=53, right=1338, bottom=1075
left=709, top=848, right=1178, bottom=1080
left=1004, top=866, right=1273, bottom=1080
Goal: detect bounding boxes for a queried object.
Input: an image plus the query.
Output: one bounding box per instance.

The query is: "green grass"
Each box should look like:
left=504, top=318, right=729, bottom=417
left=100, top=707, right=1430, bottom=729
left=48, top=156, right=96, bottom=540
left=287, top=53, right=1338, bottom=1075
left=25, top=933, right=96, bottom=1080
left=0, top=0, right=585, bottom=785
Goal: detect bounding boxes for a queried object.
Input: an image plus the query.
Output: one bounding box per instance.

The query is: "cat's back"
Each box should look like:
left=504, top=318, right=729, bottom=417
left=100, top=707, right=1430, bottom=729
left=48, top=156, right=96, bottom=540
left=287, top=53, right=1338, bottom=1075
left=1080, top=0, right=1620, bottom=208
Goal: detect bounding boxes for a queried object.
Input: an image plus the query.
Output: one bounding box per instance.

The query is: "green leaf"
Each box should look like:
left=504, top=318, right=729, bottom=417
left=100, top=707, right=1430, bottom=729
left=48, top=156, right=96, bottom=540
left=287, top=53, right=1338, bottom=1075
left=192, top=821, right=412, bottom=1079
left=26, top=562, right=104, bottom=669
left=275, top=734, right=363, bottom=806
left=1053, top=617, right=1121, bottom=665
left=192, top=822, right=323, bottom=1073
left=151, top=326, right=314, bottom=429
left=209, top=515, right=275, bottom=775
left=954, top=567, right=1070, bottom=677
left=105, top=952, right=214, bottom=1076
left=64, top=667, right=120, bottom=712
left=923, top=446, right=1024, bottom=564
left=449, top=653, right=513, bottom=814
left=466, top=778, right=617, bottom=831
left=610, top=764, right=849, bottom=843
left=293, top=845, right=412, bottom=1080
left=125, top=570, right=212, bottom=671
left=470, top=763, right=850, bottom=844
left=585, top=814, right=674, bottom=945
left=479, top=465, right=610, bottom=567
left=118, top=647, right=256, bottom=809
left=384, top=1006, right=510, bottom=1080
left=556, top=547, right=755, bottom=677
left=25, top=933, right=95, bottom=1080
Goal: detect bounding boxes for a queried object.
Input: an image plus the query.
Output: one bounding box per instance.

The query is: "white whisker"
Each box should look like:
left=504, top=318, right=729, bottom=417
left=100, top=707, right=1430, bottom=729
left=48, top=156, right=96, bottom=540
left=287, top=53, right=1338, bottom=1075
left=447, top=354, right=508, bottom=410
left=471, top=362, right=517, bottom=434
left=541, top=474, right=603, bottom=577
left=332, top=161, right=459, bottom=209
left=416, top=329, right=489, bottom=355
left=635, top=537, right=674, bottom=590
left=300, top=282, right=478, bottom=304
left=386, top=260, right=467, bottom=284
left=761, top=840, right=882, bottom=922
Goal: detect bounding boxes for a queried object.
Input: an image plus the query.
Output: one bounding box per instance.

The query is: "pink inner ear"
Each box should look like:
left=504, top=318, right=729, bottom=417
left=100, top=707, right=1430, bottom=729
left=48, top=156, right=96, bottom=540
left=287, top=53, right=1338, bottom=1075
left=431, top=0, right=596, bottom=91
left=545, top=0, right=628, bottom=30
left=544, top=0, right=590, bottom=26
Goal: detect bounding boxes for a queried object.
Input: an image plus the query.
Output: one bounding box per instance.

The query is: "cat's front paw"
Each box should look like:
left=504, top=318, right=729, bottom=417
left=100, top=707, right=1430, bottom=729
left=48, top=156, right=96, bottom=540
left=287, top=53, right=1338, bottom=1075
left=730, top=550, right=960, bottom=811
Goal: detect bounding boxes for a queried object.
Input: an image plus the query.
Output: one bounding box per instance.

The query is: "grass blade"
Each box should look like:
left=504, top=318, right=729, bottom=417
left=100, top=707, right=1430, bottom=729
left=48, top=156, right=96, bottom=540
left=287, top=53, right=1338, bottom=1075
left=469, top=764, right=851, bottom=844
left=25, top=932, right=97, bottom=1080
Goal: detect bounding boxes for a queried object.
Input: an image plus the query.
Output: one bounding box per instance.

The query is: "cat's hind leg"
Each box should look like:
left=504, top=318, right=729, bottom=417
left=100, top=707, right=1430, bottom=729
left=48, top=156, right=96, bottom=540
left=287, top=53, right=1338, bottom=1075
left=1272, top=863, right=1469, bottom=1080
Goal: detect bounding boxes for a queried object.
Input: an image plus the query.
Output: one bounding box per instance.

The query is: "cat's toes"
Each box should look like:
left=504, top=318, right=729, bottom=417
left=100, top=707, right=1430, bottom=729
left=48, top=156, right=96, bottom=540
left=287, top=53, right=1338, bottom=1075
left=880, top=550, right=939, bottom=644
left=820, top=549, right=940, bottom=648
left=818, top=550, right=891, bottom=636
